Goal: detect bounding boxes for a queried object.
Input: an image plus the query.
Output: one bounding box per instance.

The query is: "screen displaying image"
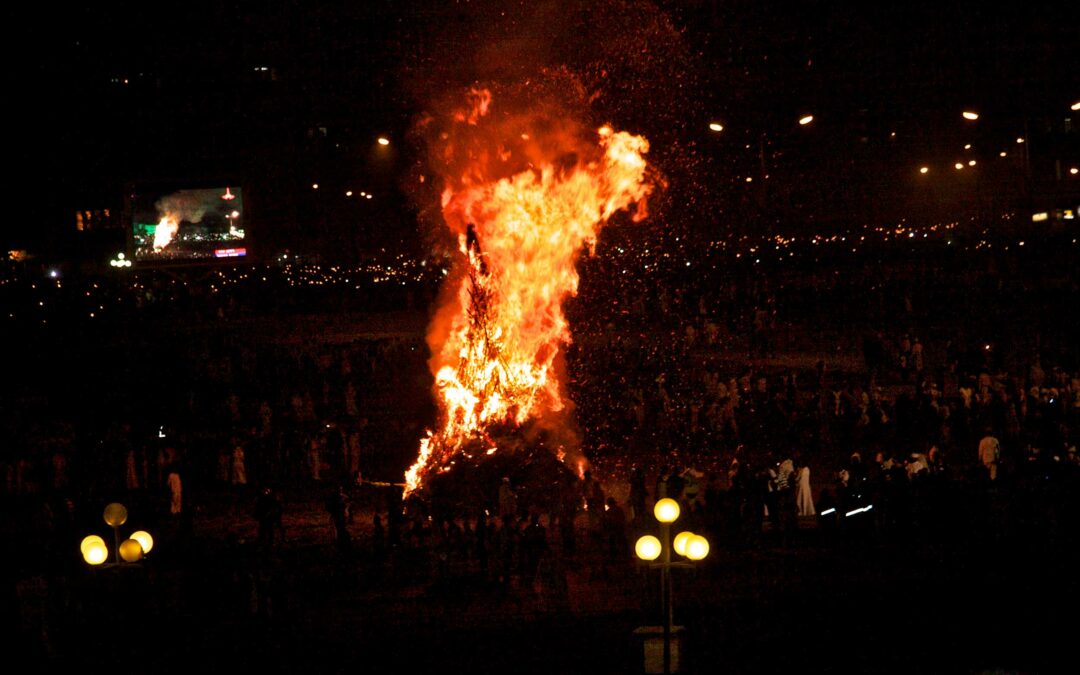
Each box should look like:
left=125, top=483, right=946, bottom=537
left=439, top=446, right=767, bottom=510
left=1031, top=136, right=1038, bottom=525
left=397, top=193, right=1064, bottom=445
left=131, top=186, right=246, bottom=261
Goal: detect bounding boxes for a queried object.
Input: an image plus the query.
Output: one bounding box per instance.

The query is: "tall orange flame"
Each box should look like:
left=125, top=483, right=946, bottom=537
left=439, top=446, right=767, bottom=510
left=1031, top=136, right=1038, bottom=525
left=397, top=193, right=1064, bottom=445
left=153, top=216, right=179, bottom=251
left=404, top=90, right=651, bottom=497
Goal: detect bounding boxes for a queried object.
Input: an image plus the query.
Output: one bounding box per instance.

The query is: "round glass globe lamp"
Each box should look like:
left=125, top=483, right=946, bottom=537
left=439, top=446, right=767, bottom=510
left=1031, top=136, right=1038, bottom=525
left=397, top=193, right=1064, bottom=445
left=119, top=538, right=143, bottom=562
left=635, top=535, right=662, bottom=561
left=103, top=503, right=128, bottom=527
left=83, top=540, right=109, bottom=565
left=130, top=530, right=154, bottom=555
left=673, top=531, right=694, bottom=557
left=685, top=535, right=710, bottom=561
left=653, top=498, right=680, bottom=523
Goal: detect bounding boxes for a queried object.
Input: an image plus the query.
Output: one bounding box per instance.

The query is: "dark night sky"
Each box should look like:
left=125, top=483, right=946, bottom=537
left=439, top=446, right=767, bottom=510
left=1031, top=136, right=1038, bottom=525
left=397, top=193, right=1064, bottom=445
left=5, top=0, right=1078, bottom=252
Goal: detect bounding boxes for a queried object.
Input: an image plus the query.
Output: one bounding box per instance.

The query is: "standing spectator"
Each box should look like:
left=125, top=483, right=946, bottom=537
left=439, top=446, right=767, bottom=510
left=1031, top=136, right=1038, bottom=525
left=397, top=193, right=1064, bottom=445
left=308, top=433, right=323, bottom=482
left=493, top=514, right=517, bottom=587
left=217, top=444, right=232, bottom=484
left=520, top=512, right=548, bottom=593
left=497, top=477, right=517, bottom=519
left=604, top=497, right=627, bottom=561
left=796, top=460, right=816, bottom=517
left=978, top=428, right=1001, bottom=481
left=773, top=456, right=797, bottom=541
left=912, top=337, right=924, bottom=380
left=125, top=447, right=140, bottom=491
left=326, top=484, right=352, bottom=558
left=556, top=480, right=578, bottom=554
left=628, top=466, right=647, bottom=525
left=372, top=513, right=386, bottom=564
left=680, top=466, right=705, bottom=508
left=254, top=486, right=283, bottom=552
left=231, top=439, right=247, bottom=486
left=156, top=444, right=175, bottom=490
left=346, top=421, right=366, bottom=484
left=168, top=465, right=183, bottom=516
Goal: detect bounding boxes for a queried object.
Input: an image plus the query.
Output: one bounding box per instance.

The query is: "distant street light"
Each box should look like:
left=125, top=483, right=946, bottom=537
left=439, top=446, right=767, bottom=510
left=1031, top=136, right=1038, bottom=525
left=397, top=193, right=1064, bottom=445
left=798, top=115, right=814, bottom=126
left=963, top=111, right=979, bottom=120
left=919, top=166, right=929, bottom=174
left=634, top=498, right=709, bottom=675
left=1071, top=101, right=1080, bottom=111
left=708, top=122, right=723, bottom=132
left=377, top=137, right=390, bottom=146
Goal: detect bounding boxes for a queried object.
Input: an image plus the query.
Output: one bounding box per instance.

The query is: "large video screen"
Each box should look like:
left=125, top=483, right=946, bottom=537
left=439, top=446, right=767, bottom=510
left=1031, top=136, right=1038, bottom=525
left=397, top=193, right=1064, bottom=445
left=130, top=186, right=247, bottom=262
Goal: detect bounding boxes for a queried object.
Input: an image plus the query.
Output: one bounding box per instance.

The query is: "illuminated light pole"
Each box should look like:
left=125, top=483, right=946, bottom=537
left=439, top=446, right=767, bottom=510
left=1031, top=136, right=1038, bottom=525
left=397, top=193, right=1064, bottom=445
left=82, top=503, right=153, bottom=566
left=634, top=498, right=710, bottom=674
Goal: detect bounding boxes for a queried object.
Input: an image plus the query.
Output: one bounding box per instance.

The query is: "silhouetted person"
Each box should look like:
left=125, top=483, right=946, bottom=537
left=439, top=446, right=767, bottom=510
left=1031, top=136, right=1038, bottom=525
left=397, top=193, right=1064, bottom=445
left=629, top=466, right=648, bottom=525
left=254, top=486, right=283, bottom=552
left=372, top=513, right=386, bottom=563
left=326, top=484, right=352, bottom=558
left=521, top=512, right=548, bottom=591
left=604, top=497, right=627, bottom=560
left=475, top=510, right=489, bottom=575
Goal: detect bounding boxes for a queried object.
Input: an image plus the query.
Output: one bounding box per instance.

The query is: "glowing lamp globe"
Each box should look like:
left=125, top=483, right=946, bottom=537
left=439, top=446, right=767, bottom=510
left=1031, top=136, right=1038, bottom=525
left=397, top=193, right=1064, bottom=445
left=103, top=503, right=128, bottom=527
left=81, top=535, right=105, bottom=556
left=130, top=530, right=154, bottom=555
left=685, top=535, right=710, bottom=561
left=653, top=498, right=680, bottom=523
left=673, top=531, right=695, bottom=557
left=119, top=538, right=143, bottom=563
left=635, top=535, right=662, bottom=561
left=83, top=540, right=108, bottom=565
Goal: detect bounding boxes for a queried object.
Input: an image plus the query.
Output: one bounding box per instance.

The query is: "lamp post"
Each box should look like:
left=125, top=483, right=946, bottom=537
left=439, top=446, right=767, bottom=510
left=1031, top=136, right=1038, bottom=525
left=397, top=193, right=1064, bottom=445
left=635, top=498, right=710, bottom=675
left=82, top=503, right=154, bottom=567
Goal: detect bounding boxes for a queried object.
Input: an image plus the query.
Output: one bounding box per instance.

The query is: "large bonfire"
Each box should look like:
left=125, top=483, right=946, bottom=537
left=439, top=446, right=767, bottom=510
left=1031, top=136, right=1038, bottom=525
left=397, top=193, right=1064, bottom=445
left=404, top=85, right=652, bottom=497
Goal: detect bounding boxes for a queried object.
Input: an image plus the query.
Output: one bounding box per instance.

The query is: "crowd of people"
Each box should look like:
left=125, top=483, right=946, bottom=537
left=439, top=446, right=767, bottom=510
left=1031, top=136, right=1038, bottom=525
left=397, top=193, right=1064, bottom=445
left=2, top=230, right=1079, bottom=589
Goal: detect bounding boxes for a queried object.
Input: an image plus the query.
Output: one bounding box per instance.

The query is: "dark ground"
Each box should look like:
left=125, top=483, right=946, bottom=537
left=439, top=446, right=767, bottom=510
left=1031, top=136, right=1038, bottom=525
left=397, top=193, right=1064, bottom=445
left=8, top=478, right=1078, bottom=675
